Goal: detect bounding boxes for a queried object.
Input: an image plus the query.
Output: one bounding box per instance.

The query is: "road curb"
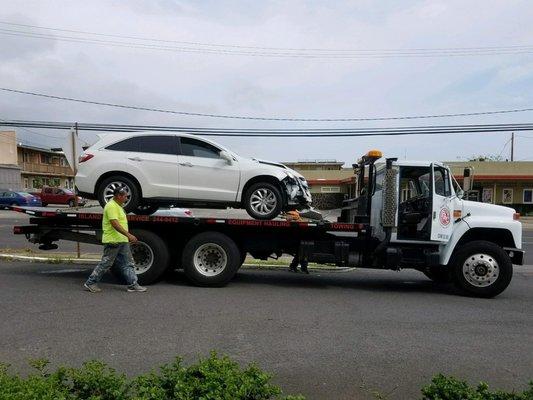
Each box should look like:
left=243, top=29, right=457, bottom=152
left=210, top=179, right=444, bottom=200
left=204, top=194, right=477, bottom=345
left=0, top=253, right=98, bottom=264
left=2, top=253, right=529, bottom=273
left=0, top=253, right=354, bottom=271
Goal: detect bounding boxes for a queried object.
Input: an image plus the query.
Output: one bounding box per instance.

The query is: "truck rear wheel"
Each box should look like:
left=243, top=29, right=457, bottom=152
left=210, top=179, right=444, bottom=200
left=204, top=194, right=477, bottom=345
left=182, top=232, right=241, bottom=286
left=450, top=240, right=513, bottom=298
left=129, top=229, right=170, bottom=285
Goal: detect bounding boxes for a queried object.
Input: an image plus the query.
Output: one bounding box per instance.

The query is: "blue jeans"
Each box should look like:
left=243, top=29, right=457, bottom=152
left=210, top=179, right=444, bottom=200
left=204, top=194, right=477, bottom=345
left=85, top=243, right=137, bottom=286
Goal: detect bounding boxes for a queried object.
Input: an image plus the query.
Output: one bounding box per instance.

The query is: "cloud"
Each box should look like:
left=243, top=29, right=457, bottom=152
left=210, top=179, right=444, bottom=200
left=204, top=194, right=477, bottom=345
left=0, top=0, right=532, bottom=162
left=0, top=14, right=57, bottom=61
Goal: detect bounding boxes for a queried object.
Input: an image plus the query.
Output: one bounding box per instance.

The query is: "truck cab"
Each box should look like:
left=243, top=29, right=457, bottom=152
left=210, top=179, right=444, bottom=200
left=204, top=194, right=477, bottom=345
left=340, top=151, right=524, bottom=297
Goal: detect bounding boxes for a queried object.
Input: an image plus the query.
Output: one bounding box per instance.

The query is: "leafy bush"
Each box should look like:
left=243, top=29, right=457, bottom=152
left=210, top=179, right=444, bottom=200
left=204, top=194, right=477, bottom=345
left=421, top=374, right=533, bottom=400
left=0, top=352, right=303, bottom=400
left=2, top=357, right=531, bottom=400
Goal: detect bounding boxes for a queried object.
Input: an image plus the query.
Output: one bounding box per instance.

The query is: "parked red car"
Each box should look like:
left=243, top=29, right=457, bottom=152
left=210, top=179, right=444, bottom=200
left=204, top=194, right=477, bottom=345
left=31, top=187, right=86, bottom=207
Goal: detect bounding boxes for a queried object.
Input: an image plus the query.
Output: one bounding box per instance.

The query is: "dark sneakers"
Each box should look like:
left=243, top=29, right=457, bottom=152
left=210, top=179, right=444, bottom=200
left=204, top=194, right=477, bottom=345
left=84, top=283, right=102, bottom=293
left=127, top=283, right=147, bottom=292
left=84, top=283, right=147, bottom=292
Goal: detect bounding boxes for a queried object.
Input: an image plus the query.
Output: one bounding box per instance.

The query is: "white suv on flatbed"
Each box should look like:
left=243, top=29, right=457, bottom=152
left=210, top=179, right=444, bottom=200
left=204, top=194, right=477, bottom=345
left=76, top=132, right=312, bottom=219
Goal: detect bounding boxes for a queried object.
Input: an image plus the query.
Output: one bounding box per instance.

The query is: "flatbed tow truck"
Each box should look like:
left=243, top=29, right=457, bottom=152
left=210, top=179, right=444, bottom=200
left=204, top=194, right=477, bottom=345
left=12, top=150, right=524, bottom=298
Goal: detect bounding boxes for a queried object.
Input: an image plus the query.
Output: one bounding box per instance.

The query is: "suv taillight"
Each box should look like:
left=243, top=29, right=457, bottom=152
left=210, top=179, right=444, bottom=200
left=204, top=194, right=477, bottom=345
left=79, top=153, right=94, bottom=163
left=513, top=213, right=520, bottom=220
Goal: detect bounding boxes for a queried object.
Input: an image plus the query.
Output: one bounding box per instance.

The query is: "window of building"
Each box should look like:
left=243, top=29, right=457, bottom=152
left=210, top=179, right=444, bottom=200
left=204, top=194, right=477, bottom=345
left=482, top=188, right=493, bottom=203
left=321, top=186, right=341, bottom=193
left=502, top=188, right=513, bottom=204
left=467, top=190, right=479, bottom=202
left=401, top=188, right=413, bottom=202
left=180, top=137, right=220, bottom=159
left=40, top=154, right=52, bottom=164
left=523, top=189, right=533, bottom=204
left=23, top=152, right=30, bottom=163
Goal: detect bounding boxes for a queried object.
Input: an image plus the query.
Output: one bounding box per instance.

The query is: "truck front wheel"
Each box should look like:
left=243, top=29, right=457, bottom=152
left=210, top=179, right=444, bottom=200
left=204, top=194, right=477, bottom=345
left=450, top=240, right=513, bottom=298
left=182, top=232, right=241, bottom=286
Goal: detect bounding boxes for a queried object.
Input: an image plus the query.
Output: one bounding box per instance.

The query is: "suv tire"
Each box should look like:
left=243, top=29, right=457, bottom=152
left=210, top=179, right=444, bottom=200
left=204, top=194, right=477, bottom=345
left=244, top=182, right=283, bottom=220
left=97, top=175, right=140, bottom=213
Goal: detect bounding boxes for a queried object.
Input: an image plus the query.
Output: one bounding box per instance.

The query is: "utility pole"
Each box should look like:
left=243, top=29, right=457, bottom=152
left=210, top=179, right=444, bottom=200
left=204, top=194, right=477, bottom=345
left=72, top=122, right=78, bottom=205
left=511, top=132, right=514, bottom=161
left=72, top=122, right=80, bottom=258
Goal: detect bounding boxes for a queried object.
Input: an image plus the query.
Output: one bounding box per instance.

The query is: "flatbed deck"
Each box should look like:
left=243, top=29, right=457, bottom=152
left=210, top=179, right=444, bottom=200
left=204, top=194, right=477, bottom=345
left=11, top=205, right=369, bottom=286
left=10, top=206, right=366, bottom=233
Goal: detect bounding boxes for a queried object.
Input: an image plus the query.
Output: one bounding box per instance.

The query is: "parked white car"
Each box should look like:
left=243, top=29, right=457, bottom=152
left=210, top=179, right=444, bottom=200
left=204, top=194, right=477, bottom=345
left=76, top=132, right=312, bottom=219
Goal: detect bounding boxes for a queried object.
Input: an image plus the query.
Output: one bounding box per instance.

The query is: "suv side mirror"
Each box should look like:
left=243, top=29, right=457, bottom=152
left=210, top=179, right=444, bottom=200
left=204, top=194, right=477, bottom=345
left=463, top=167, right=474, bottom=192
left=220, top=150, right=234, bottom=165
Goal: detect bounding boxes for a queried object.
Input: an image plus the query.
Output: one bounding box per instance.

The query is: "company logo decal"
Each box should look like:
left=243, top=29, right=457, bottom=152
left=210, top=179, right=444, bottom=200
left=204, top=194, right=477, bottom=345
left=439, top=207, right=451, bottom=227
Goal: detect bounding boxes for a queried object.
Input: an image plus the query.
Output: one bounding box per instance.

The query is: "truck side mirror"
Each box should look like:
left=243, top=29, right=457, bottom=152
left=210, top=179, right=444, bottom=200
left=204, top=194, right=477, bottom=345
left=463, top=167, right=474, bottom=192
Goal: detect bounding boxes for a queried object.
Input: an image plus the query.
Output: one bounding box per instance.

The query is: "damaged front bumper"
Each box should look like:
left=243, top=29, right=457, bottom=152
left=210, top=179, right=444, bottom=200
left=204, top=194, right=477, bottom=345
left=282, top=176, right=312, bottom=209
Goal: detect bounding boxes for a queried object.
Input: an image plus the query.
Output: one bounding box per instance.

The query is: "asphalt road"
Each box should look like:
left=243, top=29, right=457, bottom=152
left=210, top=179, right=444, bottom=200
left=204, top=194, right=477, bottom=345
left=0, top=261, right=531, bottom=399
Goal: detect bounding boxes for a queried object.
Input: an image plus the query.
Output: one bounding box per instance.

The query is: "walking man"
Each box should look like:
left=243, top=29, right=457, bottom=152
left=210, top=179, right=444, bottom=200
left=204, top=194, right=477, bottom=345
left=84, top=187, right=147, bottom=293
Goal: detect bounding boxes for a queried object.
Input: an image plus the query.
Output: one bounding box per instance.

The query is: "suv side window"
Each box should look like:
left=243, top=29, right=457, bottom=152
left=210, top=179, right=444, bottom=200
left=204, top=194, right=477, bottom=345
left=139, top=136, right=178, bottom=155
left=180, top=137, right=220, bottom=159
left=106, top=137, right=142, bottom=152
left=106, top=136, right=177, bottom=155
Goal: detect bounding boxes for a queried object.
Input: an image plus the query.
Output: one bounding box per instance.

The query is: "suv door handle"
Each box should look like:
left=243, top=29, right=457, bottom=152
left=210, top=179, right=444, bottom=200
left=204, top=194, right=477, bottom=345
left=128, top=157, right=142, bottom=162
left=179, top=162, right=193, bottom=167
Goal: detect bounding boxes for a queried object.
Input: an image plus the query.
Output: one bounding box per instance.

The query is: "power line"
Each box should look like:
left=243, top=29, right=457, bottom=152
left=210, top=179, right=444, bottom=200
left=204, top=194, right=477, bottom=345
left=2, top=87, right=533, bottom=122
left=0, top=117, right=64, bottom=139
left=1, top=20, right=533, bottom=55
left=2, top=24, right=533, bottom=58
left=1, top=119, right=532, bottom=137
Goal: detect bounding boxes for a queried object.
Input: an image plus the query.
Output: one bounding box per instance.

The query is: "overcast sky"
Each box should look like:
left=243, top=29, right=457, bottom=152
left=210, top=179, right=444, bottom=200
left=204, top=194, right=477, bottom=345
left=1, top=0, right=533, bottom=164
